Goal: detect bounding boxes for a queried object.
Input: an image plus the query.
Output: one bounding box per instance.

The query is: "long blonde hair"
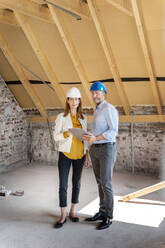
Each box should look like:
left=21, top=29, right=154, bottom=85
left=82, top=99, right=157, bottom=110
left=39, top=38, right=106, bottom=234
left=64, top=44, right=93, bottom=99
left=63, top=98, right=84, bottom=119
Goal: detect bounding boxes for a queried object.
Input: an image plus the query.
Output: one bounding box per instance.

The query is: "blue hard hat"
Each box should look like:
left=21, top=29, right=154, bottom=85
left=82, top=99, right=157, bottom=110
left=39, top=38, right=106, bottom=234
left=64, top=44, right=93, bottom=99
left=90, top=81, right=107, bottom=94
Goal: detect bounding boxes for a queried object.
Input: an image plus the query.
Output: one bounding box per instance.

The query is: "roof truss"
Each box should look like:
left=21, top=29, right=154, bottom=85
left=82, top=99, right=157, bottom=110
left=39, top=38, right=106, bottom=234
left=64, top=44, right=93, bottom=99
left=0, top=0, right=164, bottom=121
left=48, top=4, right=95, bottom=108
left=87, top=0, right=130, bottom=115
left=104, top=0, right=132, bottom=16
left=41, top=0, right=90, bottom=21
left=0, top=33, right=48, bottom=119
left=14, top=11, right=66, bottom=106
left=0, top=0, right=53, bottom=23
left=131, top=0, right=162, bottom=115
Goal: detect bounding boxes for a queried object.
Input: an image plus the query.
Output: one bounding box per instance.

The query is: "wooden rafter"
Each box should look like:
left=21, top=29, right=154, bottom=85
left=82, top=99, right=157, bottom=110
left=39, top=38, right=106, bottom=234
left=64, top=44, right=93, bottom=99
left=14, top=11, right=66, bottom=106
left=87, top=0, right=130, bottom=115
left=48, top=4, right=95, bottom=108
left=30, top=0, right=91, bottom=20
left=0, top=33, right=48, bottom=119
left=30, top=0, right=44, bottom=4
left=0, top=9, right=19, bottom=27
left=0, top=0, right=53, bottom=24
left=104, top=0, right=132, bottom=16
left=0, top=0, right=90, bottom=23
left=119, top=115, right=165, bottom=123
left=131, top=0, right=162, bottom=115
left=26, top=114, right=165, bottom=123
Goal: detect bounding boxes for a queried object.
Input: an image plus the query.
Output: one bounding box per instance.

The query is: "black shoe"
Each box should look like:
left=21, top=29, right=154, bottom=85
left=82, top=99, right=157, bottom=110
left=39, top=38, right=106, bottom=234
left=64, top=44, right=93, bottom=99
left=54, top=218, right=67, bottom=228
left=85, top=212, right=104, bottom=222
left=97, top=217, right=112, bottom=230
left=69, top=215, right=79, bottom=223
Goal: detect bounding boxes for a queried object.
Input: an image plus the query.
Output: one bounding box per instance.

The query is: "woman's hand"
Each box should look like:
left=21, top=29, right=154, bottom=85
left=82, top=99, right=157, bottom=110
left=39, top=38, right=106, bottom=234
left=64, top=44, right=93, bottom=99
left=84, top=156, right=91, bottom=168
left=82, top=134, right=96, bottom=143
left=65, top=131, right=72, bottom=137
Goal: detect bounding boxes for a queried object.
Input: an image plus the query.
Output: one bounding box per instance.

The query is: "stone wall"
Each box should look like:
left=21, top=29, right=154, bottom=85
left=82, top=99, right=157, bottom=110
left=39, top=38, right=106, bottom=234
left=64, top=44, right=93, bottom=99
left=29, top=123, right=58, bottom=164
left=0, top=76, right=27, bottom=173
left=116, top=123, right=165, bottom=176
left=28, top=119, right=165, bottom=176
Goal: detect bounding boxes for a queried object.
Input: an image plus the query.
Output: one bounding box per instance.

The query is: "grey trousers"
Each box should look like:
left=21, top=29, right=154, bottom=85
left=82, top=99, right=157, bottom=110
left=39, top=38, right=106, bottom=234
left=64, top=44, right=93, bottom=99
left=89, top=143, right=117, bottom=219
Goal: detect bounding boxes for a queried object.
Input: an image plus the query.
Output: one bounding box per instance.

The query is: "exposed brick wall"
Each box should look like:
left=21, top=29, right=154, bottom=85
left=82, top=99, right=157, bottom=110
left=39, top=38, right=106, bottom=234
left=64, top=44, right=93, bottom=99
left=29, top=120, right=165, bottom=176
left=0, top=76, right=27, bottom=172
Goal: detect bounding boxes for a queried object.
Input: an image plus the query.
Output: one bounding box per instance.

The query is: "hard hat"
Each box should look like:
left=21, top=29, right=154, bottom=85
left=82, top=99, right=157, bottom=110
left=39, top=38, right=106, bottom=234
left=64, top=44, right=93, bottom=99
left=66, top=87, right=81, bottom=98
left=90, top=81, right=107, bottom=94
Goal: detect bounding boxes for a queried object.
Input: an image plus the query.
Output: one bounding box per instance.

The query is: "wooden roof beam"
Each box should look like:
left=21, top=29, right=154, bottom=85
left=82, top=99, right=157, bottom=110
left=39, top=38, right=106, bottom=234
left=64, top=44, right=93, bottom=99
left=48, top=5, right=95, bottom=108
left=87, top=0, right=130, bottom=115
left=14, top=11, right=66, bottom=106
left=31, top=0, right=91, bottom=21
left=0, top=8, right=19, bottom=27
left=131, top=0, right=162, bottom=115
left=27, top=114, right=165, bottom=123
left=0, top=33, right=48, bottom=120
left=104, top=0, right=132, bottom=16
left=0, top=0, right=53, bottom=24
left=30, top=0, right=44, bottom=4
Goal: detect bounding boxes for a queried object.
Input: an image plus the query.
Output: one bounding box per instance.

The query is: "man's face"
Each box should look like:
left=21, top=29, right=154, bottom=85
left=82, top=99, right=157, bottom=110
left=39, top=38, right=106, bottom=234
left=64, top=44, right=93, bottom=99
left=91, top=90, right=105, bottom=105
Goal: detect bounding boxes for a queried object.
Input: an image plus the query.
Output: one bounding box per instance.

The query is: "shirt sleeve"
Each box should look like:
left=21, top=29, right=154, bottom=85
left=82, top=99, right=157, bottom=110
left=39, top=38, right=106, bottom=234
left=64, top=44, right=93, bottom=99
left=53, top=114, right=68, bottom=141
left=102, top=106, right=119, bottom=141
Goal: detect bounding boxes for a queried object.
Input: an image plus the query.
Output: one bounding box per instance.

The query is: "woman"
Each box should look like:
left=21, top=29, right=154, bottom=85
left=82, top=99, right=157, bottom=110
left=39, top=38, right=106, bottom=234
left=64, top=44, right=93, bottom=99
left=53, top=87, right=90, bottom=228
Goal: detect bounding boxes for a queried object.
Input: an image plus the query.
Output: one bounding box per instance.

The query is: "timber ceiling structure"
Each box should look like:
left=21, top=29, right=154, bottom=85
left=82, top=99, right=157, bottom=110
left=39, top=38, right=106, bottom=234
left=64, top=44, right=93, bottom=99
left=0, top=0, right=165, bottom=123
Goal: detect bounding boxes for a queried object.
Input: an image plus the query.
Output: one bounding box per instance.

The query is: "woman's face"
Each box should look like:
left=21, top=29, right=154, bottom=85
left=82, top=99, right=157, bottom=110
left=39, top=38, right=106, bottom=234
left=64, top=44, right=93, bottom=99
left=67, top=98, right=80, bottom=110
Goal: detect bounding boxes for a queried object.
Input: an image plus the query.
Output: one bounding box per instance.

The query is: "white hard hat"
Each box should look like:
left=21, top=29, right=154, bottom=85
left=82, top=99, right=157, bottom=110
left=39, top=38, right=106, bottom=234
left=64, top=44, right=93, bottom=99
left=66, top=87, right=81, bottom=98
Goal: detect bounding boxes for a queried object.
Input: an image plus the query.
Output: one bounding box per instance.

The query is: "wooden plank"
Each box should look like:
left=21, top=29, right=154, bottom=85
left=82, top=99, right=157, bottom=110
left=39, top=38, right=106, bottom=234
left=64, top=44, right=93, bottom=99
left=104, top=0, right=132, bottom=16
left=26, top=114, right=165, bottom=123
left=0, top=0, right=53, bottom=23
left=0, top=33, right=48, bottom=119
left=0, top=9, right=19, bottom=27
left=131, top=0, right=162, bottom=115
left=14, top=12, right=66, bottom=106
left=87, top=0, right=130, bottom=115
left=48, top=5, right=95, bottom=108
left=26, top=115, right=93, bottom=123
left=119, top=115, right=165, bottom=123
left=122, top=181, right=165, bottom=202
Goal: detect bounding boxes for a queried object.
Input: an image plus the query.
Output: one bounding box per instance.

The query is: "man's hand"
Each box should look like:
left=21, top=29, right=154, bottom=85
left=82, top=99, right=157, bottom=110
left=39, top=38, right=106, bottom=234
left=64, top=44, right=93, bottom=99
left=84, top=156, right=91, bottom=168
left=83, top=134, right=97, bottom=143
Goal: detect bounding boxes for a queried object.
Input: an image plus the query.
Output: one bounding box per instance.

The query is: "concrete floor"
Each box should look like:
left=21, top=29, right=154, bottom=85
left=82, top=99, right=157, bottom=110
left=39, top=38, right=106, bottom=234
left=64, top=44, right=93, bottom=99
left=0, top=162, right=165, bottom=248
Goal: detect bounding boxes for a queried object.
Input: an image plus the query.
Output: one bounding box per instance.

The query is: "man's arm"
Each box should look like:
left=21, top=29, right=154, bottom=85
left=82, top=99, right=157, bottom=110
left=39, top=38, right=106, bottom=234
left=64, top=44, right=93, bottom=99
left=102, top=106, right=118, bottom=141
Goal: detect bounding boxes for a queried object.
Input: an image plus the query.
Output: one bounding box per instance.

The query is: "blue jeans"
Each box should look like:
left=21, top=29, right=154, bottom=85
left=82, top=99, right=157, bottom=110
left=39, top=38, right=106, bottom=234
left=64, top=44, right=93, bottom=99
left=58, top=152, right=85, bottom=207
left=89, top=143, right=117, bottom=219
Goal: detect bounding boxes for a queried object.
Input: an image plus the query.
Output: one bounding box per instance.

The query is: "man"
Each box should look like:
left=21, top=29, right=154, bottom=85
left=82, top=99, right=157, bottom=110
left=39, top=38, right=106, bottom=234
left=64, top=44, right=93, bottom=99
left=83, top=81, right=118, bottom=230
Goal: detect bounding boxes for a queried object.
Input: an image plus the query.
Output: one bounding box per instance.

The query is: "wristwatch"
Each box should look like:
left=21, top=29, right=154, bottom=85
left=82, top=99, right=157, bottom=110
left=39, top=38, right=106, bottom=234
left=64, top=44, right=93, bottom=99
left=96, top=135, right=101, bottom=141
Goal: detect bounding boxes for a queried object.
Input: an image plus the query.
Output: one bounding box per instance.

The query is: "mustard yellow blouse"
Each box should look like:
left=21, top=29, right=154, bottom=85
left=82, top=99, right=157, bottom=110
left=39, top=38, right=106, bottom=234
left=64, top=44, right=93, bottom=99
left=63, top=113, right=84, bottom=160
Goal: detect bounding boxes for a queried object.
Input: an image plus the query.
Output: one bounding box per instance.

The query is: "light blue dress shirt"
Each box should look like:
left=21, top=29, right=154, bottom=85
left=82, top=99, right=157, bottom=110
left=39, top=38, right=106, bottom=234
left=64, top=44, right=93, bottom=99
left=92, top=100, right=119, bottom=144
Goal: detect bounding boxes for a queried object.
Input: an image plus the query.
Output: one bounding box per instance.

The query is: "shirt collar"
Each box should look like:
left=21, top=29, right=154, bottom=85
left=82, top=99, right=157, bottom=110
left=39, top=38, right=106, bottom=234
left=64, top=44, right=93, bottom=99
left=96, top=100, right=106, bottom=110
left=70, top=112, right=78, bottom=119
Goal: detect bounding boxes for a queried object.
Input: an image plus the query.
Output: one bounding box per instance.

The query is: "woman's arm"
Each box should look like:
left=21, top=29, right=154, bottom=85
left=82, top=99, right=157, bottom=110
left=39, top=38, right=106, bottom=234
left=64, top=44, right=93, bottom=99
left=53, top=114, right=70, bottom=141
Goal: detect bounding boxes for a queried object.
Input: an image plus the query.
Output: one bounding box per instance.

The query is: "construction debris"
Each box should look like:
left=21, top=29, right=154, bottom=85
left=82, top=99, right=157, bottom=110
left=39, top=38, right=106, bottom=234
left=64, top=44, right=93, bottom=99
left=0, top=185, right=24, bottom=199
